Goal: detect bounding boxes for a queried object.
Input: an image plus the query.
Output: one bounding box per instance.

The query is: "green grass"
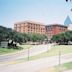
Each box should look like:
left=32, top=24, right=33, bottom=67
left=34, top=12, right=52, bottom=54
left=0, top=48, right=19, bottom=55
left=38, top=61, right=72, bottom=72
left=0, top=45, right=33, bottom=55
left=63, top=62, right=72, bottom=69
left=24, top=45, right=72, bottom=61
left=54, top=61, right=72, bottom=72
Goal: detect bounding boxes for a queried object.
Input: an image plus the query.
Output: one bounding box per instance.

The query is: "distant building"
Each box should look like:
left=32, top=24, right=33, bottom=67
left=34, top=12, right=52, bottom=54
left=64, top=16, right=72, bottom=26
left=46, top=24, right=68, bottom=39
left=14, top=21, right=68, bottom=40
left=14, top=21, right=46, bottom=35
left=68, top=23, right=72, bottom=30
left=64, top=16, right=72, bottom=31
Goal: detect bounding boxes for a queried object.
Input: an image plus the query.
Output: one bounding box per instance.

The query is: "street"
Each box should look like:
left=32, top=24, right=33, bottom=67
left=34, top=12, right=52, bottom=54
left=0, top=44, right=52, bottom=62
left=0, top=44, right=72, bottom=72
left=0, top=53, right=72, bottom=72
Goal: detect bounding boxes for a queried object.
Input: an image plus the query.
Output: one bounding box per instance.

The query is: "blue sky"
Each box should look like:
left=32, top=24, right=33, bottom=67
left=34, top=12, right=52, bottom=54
left=0, top=0, right=72, bottom=28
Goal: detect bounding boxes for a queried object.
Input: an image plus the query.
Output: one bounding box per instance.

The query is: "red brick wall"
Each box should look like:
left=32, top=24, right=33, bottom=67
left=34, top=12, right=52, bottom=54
left=46, top=25, right=68, bottom=39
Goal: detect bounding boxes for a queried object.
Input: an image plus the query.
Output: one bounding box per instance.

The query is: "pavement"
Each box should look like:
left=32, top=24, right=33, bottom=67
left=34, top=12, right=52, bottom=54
left=63, top=70, right=72, bottom=72
left=0, top=53, right=72, bottom=72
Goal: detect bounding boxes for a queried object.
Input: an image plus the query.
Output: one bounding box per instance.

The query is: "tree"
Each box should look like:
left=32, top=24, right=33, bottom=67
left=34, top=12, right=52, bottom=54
left=0, top=26, right=24, bottom=44
left=26, top=33, right=48, bottom=42
left=13, top=32, right=24, bottom=44
left=0, top=26, right=48, bottom=45
left=51, top=31, right=72, bottom=44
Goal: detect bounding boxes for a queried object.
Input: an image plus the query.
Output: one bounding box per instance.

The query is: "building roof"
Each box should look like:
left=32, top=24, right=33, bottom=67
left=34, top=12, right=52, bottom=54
left=46, top=24, right=68, bottom=28
left=15, top=20, right=45, bottom=26
left=14, top=21, right=68, bottom=28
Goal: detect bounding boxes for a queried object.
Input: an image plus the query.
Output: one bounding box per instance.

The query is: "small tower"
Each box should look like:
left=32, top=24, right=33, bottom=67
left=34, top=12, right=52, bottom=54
left=64, top=16, right=72, bottom=26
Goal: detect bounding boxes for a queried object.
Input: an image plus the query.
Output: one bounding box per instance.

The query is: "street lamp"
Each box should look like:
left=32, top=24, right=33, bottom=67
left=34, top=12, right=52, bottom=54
left=28, top=47, right=30, bottom=61
left=59, top=45, right=61, bottom=72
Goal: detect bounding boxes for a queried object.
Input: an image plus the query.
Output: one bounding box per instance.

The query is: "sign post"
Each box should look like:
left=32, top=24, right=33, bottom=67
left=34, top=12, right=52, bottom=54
left=59, top=46, right=61, bottom=72
left=28, top=47, right=30, bottom=61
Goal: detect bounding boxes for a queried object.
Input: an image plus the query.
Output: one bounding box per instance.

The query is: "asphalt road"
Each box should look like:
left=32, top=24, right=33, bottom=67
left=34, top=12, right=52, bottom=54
left=0, top=53, right=72, bottom=72
left=0, top=44, right=51, bottom=62
left=64, top=70, right=72, bottom=72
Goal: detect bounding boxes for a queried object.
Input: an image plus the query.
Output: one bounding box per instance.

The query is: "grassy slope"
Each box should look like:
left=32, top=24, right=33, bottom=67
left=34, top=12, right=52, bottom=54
left=0, top=45, right=32, bottom=55
left=38, top=61, right=72, bottom=72
left=0, top=48, right=18, bottom=55
left=26, top=45, right=72, bottom=61
left=55, top=61, right=72, bottom=72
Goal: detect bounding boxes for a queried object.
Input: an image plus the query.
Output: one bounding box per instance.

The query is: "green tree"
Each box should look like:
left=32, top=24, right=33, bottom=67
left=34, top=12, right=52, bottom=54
left=51, top=31, right=72, bottom=44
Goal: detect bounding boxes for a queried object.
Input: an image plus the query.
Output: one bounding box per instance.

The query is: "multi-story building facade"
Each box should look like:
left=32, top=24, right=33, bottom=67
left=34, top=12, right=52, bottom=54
left=46, top=24, right=68, bottom=39
left=14, top=21, right=68, bottom=40
left=14, top=21, right=46, bottom=35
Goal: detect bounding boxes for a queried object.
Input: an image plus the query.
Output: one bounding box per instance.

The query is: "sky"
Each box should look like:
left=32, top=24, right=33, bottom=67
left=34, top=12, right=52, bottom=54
left=0, top=0, right=72, bottom=28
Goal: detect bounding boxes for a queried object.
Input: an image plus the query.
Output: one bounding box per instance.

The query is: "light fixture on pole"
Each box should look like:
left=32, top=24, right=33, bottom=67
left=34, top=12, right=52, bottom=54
left=28, top=48, right=29, bottom=61
left=59, top=45, right=61, bottom=72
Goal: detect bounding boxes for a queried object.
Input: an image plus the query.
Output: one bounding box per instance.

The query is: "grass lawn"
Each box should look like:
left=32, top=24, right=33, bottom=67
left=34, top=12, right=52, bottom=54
left=25, top=45, right=72, bottom=61
left=38, top=61, right=72, bottom=72
left=54, top=61, right=72, bottom=72
left=0, top=48, right=19, bottom=55
left=0, top=45, right=33, bottom=55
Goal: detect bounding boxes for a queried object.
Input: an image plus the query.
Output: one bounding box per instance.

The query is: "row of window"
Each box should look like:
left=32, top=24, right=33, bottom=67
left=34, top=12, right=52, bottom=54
left=46, top=27, right=66, bottom=31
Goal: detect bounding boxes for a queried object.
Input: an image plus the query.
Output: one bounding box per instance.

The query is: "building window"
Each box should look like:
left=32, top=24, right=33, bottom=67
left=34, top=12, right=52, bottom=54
left=47, top=26, right=52, bottom=31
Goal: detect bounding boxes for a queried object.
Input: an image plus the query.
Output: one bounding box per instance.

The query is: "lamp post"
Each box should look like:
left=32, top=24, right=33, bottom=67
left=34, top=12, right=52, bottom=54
left=28, top=47, right=30, bottom=61
left=59, top=45, right=61, bottom=72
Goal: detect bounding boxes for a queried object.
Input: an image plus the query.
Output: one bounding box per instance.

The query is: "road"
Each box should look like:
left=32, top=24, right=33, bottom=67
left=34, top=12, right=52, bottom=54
left=0, top=53, right=72, bottom=72
left=64, top=70, right=72, bottom=72
left=0, top=44, right=52, bottom=62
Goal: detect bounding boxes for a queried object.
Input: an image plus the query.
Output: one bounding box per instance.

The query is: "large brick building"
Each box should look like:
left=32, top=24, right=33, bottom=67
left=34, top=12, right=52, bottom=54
left=14, top=21, right=46, bottom=35
left=14, top=21, right=68, bottom=40
left=46, top=24, right=67, bottom=40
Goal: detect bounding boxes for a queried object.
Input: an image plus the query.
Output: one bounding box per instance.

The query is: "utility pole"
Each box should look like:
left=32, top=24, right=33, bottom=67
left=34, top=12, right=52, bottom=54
left=59, top=46, right=61, bottom=72
left=28, top=47, right=30, bottom=61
